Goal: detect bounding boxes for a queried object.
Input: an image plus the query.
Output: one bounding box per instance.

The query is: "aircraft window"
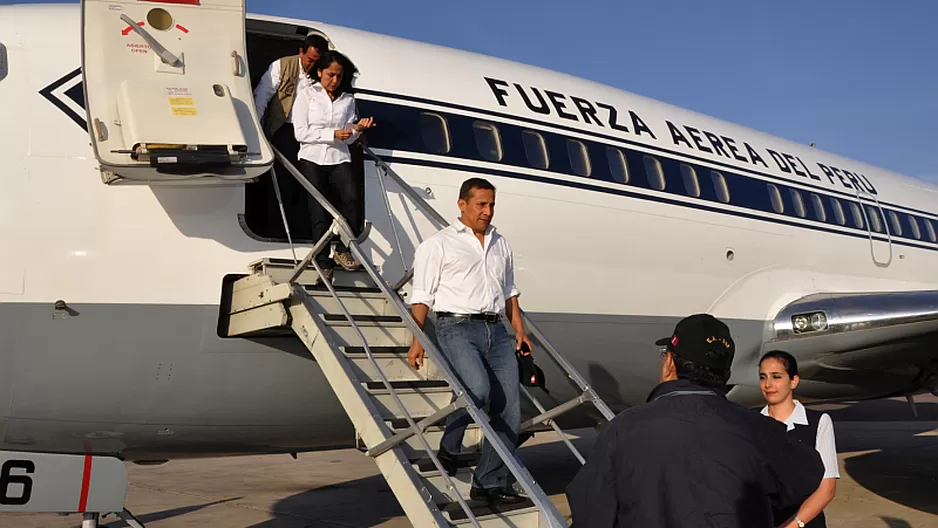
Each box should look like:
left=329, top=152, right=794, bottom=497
left=809, top=194, right=826, bottom=222
left=680, top=164, right=700, bottom=197
left=522, top=130, right=549, bottom=169
left=828, top=197, right=846, bottom=226
left=606, top=147, right=630, bottom=184
left=906, top=215, right=922, bottom=240
left=849, top=202, right=865, bottom=229
left=925, top=219, right=938, bottom=242
left=767, top=184, right=784, bottom=214
left=887, top=211, right=903, bottom=236
left=420, top=112, right=451, bottom=154
left=790, top=189, right=807, bottom=218
left=866, top=205, right=884, bottom=233
left=566, top=139, right=592, bottom=177
left=711, top=171, right=730, bottom=203
left=643, top=155, right=666, bottom=190
left=473, top=121, right=503, bottom=162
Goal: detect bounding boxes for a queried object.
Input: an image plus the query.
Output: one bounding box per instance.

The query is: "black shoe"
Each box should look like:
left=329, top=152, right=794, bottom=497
left=469, top=486, right=527, bottom=505
left=436, top=449, right=459, bottom=477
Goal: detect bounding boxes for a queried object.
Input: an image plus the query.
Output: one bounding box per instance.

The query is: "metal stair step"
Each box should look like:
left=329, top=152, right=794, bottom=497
left=367, top=384, right=454, bottom=421
left=357, top=423, right=483, bottom=461
left=306, top=282, right=382, bottom=294
left=321, top=313, right=405, bottom=326
left=443, top=499, right=539, bottom=526
left=418, top=465, right=475, bottom=504
left=343, top=346, right=435, bottom=382
left=364, top=380, right=449, bottom=391
left=249, top=258, right=377, bottom=289
left=323, top=324, right=413, bottom=348
left=413, top=451, right=481, bottom=473
left=303, top=291, right=391, bottom=316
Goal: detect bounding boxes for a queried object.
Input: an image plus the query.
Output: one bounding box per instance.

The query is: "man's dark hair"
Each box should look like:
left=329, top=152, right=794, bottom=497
left=671, top=352, right=731, bottom=392
left=459, top=178, right=496, bottom=202
left=302, top=34, right=329, bottom=54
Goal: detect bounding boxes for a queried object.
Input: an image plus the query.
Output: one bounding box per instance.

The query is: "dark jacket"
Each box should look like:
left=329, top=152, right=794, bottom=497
left=566, top=379, right=824, bottom=528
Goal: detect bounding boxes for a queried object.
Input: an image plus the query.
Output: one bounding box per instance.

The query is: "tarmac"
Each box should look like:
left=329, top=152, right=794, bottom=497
left=8, top=395, right=938, bottom=527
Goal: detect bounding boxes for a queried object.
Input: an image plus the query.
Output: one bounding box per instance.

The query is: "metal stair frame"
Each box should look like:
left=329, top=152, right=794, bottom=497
left=362, top=147, right=617, bottom=436
left=271, top=147, right=566, bottom=527
left=264, top=141, right=623, bottom=527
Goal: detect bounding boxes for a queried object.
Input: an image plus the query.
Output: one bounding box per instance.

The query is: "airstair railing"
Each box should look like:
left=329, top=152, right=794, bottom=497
left=270, top=147, right=568, bottom=528
left=362, top=146, right=617, bottom=433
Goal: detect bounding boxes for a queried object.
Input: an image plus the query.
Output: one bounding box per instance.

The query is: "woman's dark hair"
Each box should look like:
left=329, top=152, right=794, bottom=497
left=759, top=350, right=799, bottom=378
left=310, top=50, right=359, bottom=96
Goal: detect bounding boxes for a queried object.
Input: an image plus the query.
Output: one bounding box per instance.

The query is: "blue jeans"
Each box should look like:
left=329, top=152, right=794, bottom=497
left=436, top=317, right=520, bottom=490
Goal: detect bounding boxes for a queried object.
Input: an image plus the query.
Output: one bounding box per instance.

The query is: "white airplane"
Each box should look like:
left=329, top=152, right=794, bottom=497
left=1, top=1, right=937, bottom=525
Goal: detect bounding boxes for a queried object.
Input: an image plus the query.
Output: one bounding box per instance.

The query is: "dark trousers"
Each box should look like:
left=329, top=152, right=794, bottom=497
left=297, top=159, right=364, bottom=267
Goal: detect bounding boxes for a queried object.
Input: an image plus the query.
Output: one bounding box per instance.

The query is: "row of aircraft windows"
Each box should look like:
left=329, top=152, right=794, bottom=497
left=764, top=183, right=937, bottom=241
left=361, top=103, right=938, bottom=246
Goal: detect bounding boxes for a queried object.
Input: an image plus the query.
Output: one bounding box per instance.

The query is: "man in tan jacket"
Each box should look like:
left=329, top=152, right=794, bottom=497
left=251, top=34, right=329, bottom=237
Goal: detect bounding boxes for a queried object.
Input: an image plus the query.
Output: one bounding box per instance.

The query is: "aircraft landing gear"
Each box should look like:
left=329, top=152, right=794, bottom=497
left=81, top=509, right=145, bottom=528
left=81, top=513, right=99, bottom=528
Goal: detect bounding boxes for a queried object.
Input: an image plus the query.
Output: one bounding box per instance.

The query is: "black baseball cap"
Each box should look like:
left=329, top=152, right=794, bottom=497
left=655, top=314, right=735, bottom=370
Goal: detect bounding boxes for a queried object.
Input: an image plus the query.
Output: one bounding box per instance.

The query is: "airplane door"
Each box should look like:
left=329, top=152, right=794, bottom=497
left=81, top=0, right=272, bottom=185
left=855, top=187, right=893, bottom=267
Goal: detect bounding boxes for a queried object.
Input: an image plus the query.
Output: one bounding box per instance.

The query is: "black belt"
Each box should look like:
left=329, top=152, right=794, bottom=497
left=436, top=312, right=501, bottom=323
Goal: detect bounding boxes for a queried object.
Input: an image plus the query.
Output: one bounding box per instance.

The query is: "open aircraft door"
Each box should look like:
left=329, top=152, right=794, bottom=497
left=856, top=186, right=893, bottom=268
left=81, top=0, right=272, bottom=185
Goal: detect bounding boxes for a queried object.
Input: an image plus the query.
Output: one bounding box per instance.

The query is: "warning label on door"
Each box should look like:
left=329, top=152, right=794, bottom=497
left=171, top=107, right=198, bottom=117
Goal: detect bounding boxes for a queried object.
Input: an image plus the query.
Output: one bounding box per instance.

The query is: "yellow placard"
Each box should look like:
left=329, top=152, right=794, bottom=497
left=171, top=107, right=198, bottom=117
left=168, top=97, right=195, bottom=106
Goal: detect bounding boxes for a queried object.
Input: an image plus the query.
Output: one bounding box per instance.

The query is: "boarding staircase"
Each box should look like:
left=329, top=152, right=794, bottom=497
left=221, top=147, right=616, bottom=527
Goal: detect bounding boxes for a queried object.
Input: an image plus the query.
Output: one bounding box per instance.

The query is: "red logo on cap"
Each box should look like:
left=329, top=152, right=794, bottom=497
left=671, top=335, right=679, bottom=347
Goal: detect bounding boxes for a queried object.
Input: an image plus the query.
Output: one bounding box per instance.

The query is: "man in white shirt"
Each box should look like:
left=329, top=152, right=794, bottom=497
left=251, top=34, right=329, bottom=234
left=407, top=178, right=533, bottom=505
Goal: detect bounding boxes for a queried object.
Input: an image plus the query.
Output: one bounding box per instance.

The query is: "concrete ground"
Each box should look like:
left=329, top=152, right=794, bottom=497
left=8, top=395, right=938, bottom=527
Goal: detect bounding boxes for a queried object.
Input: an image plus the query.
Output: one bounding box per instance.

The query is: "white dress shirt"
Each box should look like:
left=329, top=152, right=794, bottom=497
left=761, top=400, right=840, bottom=479
left=253, top=56, right=310, bottom=123
left=293, top=83, right=360, bottom=166
left=411, top=220, right=520, bottom=315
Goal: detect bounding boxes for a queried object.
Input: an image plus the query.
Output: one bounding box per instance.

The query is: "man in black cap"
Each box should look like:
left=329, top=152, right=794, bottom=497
left=566, top=314, right=825, bottom=527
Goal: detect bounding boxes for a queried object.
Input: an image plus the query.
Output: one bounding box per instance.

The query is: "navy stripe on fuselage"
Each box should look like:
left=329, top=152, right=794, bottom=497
left=354, top=95, right=938, bottom=252
left=356, top=88, right=938, bottom=220
left=379, top=153, right=938, bottom=253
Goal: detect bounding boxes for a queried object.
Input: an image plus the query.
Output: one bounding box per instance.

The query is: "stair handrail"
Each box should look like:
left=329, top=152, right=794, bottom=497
left=303, top=258, right=481, bottom=528
left=362, top=146, right=616, bottom=423
left=270, top=147, right=568, bottom=528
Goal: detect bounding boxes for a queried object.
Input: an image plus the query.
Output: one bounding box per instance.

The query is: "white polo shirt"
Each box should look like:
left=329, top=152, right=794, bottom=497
left=761, top=400, right=840, bottom=479
left=411, top=220, right=520, bottom=315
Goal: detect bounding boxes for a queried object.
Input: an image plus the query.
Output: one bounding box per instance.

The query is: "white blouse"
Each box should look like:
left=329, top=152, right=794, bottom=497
left=293, top=82, right=360, bottom=166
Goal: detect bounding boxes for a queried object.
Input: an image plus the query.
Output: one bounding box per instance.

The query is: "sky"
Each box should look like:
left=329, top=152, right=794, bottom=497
left=9, top=1, right=938, bottom=180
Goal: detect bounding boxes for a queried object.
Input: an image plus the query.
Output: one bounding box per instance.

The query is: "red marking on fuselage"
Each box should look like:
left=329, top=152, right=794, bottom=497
left=121, top=21, right=145, bottom=36
left=77, top=442, right=93, bottom=513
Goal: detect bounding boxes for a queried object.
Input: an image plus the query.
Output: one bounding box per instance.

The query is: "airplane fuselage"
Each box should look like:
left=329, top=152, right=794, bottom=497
left=1, top=4, right=937, bottom=461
